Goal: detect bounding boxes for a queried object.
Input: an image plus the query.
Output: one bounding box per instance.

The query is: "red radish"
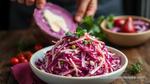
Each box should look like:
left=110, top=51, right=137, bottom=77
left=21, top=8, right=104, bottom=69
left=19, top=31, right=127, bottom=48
left=24, top=51, right=32, bottom=61
left=34, top=44, right=43, bottom=51
left=20, top=59, right=28, bottom=63
left=114, top=19, right=125, bottom=27
left=10, top=57, right=19, bottom=65
left=17, top=52, right=24, bottom=57
left=17, top=55, right=25, bottom=61
left=17, top=52, right=26, bottom=62
left=122, top=17, right=136, bottom=33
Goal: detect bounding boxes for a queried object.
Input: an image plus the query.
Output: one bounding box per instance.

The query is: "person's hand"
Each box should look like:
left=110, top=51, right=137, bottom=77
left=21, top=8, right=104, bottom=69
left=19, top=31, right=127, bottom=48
left=75, top=0, right=98, bottom=22
left=17, top=0, right=46, bottom=9
left=16, top=0, right=97, bottom=22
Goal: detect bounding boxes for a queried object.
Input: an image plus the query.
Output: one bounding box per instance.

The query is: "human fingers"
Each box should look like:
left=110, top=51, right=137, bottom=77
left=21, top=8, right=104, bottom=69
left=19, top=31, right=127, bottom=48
left=86, top=0, right=97, bottom=16
left=36, top=0, right=46, bottom=9
left=75, top=0, right=91, bottom=22
left=17, top=0, right=24, bottom=4
left=25, top=0, right=35, bottom=6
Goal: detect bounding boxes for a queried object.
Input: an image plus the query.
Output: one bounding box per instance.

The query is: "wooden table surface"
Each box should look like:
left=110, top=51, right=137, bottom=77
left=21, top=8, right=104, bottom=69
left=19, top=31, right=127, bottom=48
left=0, top=29, right=150, bottom=84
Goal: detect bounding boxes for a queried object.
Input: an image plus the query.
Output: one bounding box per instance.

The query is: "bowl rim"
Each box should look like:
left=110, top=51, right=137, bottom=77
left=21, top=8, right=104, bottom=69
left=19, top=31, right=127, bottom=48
left=30, top=45, right=128, bottom=79
left=100, top=15, right=150, bottom=36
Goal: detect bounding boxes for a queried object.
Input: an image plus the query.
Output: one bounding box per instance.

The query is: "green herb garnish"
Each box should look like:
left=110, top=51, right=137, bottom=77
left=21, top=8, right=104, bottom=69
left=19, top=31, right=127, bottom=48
left=127, top=62, right=142, bottom=75
left=106, top=14, right=114, bottom=29
left=83, top=40, right=88, bottom=45
left=76, top=26, right=87, bottom=37
left=72, top=15, right=114, bottom=41
left=76, top=16, right=106, bottom=40
left=83, top=40, right=92, bottom=45
left=60, top=61, right=64, bottom=64
left=65, top=32, right=73, bottom=36
left=96, top=16, right=105, bottom=25
left=81, top=16, right=94, bottom=28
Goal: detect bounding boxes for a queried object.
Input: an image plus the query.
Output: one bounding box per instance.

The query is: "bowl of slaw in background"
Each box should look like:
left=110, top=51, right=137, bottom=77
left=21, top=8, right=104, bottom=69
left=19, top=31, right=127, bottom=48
left=30, top=46, right=128, bottom=84
left=100, top=16, right=150, bottom=47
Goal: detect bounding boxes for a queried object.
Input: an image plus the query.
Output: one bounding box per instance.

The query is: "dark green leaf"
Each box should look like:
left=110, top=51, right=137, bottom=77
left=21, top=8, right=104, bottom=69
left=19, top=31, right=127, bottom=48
left=107, top=22, right=114, bottom=29
left=82, top=16, right=94, bottom=27
left=92, top=25, right=100, bottom=33
left=76, top=15, right=115, bottom=41
left=60, top=61, right=64, bottom=64
left=83, top=39, right=93, bottom=45
left=127, top=62, right=142, bottom=75
left=76, top=26, right=87, bottom=37
left=65, top=32, right=73, bottom=36
left=106, top=14, right=114, bottom=29
left=107, top=14, right=114, bottom=22
left=83, top=40, right=88, bottom=45
left=96, top=16, right=105, bottom=25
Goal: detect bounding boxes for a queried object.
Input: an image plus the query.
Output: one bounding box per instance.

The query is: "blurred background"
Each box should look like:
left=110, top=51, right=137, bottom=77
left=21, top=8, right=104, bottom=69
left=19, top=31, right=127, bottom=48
left=0, top=0, right=150, bottom=30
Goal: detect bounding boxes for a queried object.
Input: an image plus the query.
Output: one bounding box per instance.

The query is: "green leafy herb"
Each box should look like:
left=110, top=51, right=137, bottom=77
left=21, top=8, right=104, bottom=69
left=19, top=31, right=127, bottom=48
left=81, top=16, right=94, bottom=28
left=96, top=15, right=105, bottom=25
left=76, top=16, right=106, bottom=40
left=89, top=25, right=100, bottom=34
left=107, top=14, right=114, bottom=22
left=83, top=40, right=88, bottom=45
left=83, top=40, right=92, bottom=45
left=60, top=61, right=64, bottom=64
left=107, top=22, right=114, bottom=29
left=75, top=15, right=115, bottom=41
left=127, top=62, right=142, bottom=75
left=65, top=32, right=73, bottom=36
left=106, top=15, right=114, bottom=29
left=76, top=26, right=87, bottom=37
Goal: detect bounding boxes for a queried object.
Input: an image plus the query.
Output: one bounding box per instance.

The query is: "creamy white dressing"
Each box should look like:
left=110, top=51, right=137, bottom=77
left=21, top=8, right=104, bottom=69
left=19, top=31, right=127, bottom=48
left=43, top=9, right=69, bottom=32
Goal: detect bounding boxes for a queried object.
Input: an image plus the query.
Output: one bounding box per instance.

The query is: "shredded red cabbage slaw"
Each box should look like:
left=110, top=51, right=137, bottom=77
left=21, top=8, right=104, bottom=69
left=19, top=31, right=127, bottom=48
left=111, top=19, right=150, bottom=33
left=36, top=33, right=121, bottom=77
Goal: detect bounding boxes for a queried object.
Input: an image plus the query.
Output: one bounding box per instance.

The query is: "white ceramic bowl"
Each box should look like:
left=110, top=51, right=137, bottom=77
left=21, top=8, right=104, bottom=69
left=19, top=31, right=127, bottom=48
left=30, top=46, right=128, bottom=84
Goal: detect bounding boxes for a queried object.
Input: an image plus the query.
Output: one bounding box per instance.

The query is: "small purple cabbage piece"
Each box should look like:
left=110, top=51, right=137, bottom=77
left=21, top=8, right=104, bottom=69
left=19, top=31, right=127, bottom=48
left=133, top=19, right=150, bottom=32
left=110, top=19, right=150, bottom=33
left=110, top=27, right=121, bottom=32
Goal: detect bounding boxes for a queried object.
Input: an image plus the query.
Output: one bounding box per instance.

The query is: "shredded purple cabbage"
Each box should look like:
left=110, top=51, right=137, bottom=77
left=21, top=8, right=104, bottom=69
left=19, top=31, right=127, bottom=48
left=36, top=33, right=121, bottom=77
left=111, top=19, right=150, bottom=33
left=133, top=19, right=150, bottom=32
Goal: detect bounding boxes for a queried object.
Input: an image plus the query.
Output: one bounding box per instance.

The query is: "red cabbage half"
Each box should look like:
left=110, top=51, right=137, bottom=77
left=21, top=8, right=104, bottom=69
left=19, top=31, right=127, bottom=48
left=33, top=3, right=77, bottom=40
